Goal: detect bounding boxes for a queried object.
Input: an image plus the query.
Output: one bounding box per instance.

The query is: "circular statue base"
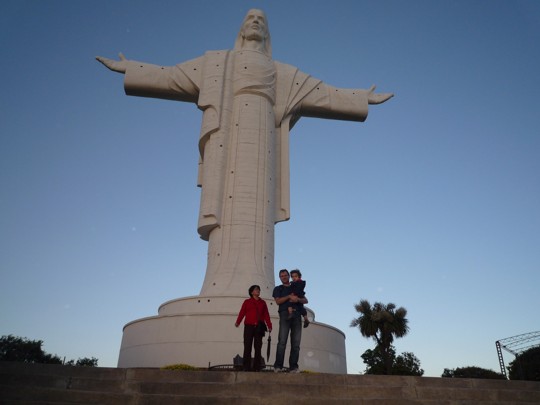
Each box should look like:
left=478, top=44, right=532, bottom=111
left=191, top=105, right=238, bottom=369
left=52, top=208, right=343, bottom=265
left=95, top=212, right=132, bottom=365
left=117, top=295, right=346, bottom=374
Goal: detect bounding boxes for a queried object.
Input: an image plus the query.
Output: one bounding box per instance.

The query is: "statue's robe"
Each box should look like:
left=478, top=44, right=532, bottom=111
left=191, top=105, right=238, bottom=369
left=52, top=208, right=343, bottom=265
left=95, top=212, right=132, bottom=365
left=123, top=49, right=369, bottom=296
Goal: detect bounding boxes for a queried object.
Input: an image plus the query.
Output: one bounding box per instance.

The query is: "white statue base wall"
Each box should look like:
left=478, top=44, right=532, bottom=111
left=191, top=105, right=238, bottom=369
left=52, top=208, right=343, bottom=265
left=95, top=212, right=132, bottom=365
left=117, top=296, right=347, bottom=374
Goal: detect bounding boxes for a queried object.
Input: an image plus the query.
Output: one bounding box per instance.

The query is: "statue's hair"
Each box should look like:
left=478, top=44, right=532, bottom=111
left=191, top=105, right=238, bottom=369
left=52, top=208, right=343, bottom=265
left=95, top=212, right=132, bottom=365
left=234, top=9, right=272, bottom=57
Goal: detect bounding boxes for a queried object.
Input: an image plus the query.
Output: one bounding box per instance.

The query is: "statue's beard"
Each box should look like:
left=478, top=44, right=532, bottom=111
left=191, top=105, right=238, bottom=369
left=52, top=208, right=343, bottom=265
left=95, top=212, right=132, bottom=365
left=243, top=30, right=265, bottom=42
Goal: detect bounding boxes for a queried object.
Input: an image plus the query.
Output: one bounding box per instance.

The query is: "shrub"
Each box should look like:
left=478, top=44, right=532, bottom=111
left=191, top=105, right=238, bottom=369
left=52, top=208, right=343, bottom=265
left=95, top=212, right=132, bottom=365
left=161, top=363, right=199, bottom=371
left=442, top=366, right=505, bottom=379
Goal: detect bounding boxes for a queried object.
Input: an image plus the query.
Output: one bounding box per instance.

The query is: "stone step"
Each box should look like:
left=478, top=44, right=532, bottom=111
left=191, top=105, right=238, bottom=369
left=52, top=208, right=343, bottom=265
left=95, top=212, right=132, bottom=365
left=1, top=361, right=539, bottom=404
left=1, top=388, right=130, bottom=404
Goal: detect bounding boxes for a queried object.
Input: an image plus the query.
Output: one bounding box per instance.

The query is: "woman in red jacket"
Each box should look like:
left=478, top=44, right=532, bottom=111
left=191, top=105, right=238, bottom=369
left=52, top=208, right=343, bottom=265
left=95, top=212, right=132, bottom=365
left=235, top=285, right=273, bottom=371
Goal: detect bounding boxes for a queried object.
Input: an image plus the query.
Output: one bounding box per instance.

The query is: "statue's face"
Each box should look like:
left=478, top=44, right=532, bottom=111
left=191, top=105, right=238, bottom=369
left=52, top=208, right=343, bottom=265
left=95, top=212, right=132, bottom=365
left=241, top=9, right=267, bottom=42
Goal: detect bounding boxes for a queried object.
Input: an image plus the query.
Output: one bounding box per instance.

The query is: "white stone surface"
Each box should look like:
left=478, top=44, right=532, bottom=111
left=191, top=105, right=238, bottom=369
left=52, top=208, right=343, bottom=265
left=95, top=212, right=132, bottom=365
left=97, top=9, right=392, bottom=374
left=118, top=295, right=346, bottom=373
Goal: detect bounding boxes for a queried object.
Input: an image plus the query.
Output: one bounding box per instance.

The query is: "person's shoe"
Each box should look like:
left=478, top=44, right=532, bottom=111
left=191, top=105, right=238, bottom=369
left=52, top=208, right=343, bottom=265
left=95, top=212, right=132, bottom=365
left=303, top=319, right=310, bottom=328
left=289, top=368, right=301, bottom=373
left=274, top=367, right=284, bottom=373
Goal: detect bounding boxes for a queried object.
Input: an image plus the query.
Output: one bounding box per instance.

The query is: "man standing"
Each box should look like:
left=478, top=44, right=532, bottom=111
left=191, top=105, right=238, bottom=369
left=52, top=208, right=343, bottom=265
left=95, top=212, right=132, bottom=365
left=273, top=269, right=307, bottom=373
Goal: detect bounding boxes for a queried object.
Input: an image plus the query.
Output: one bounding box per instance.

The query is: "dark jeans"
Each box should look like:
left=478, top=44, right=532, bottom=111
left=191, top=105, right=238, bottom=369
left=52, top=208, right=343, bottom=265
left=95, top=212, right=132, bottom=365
left=273, top=311, right=302, bottom=370
left=243, top=324, right=263, bottom=371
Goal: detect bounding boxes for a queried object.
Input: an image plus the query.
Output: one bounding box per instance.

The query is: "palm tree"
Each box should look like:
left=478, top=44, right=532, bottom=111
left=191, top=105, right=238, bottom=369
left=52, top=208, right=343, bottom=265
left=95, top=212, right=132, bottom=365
left=350, top=299, right=409, bottom=374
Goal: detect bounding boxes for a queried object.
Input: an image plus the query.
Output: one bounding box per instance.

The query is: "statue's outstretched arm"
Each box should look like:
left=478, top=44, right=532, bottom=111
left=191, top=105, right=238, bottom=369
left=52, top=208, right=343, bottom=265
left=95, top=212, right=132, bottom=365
left=96, top=52, right=128, bottom=74
left=367, top=85, right=394, bottom=105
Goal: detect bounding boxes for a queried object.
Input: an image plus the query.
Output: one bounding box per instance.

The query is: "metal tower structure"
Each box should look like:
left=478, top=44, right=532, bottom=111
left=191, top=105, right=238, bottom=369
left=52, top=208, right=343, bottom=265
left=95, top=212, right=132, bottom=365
left=495, top=331, right=540, bottom=378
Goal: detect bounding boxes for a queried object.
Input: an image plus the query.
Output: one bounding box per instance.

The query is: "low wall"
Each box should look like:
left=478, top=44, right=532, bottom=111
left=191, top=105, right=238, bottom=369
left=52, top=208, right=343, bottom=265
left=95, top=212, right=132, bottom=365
left=1, top=361, right=540, bottom=404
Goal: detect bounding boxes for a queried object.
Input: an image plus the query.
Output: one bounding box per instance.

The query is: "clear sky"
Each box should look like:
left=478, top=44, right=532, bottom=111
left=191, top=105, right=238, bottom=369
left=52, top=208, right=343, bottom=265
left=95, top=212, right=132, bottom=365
left=1, top=0, right=539, bottom=377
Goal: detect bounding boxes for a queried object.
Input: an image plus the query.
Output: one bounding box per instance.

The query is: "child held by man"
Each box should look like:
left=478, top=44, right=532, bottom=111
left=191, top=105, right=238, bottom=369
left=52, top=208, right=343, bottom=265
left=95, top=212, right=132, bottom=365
left=287, top=269, right=310, bottom=328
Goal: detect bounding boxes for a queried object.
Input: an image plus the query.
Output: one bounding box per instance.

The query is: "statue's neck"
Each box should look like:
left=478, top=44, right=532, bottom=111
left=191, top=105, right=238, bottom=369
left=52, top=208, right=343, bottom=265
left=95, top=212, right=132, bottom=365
left=241, top=39, right=265, bottom=53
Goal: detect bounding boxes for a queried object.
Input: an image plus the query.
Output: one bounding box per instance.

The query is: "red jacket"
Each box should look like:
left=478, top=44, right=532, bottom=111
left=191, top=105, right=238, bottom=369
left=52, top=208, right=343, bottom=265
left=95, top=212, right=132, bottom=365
left=236, top=297, right=272, bottom=330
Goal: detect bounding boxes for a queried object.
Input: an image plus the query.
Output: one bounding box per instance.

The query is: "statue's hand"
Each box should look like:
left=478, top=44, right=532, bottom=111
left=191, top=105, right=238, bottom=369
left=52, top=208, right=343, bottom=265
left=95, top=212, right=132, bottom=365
left=95, top=52, right=128, bottom=74
left=367, top=85, right=394, bottom=105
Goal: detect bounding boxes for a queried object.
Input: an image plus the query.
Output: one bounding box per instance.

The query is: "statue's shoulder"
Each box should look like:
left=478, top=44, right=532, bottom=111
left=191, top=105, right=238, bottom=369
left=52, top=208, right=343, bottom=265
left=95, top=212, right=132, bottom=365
left=203, top=49, right=231, bottom=59
left=197, top=50, right=232, bottom=73
left=274, top=60, right=296, bottom=73
left=274, top=60, right=311, bottom=81
left=204, top=49, right=230, bottom=54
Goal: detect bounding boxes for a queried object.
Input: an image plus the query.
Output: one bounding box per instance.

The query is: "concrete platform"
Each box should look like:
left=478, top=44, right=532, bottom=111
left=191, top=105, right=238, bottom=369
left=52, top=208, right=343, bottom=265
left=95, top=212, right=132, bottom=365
left=1, top=361, right=539, bottom=404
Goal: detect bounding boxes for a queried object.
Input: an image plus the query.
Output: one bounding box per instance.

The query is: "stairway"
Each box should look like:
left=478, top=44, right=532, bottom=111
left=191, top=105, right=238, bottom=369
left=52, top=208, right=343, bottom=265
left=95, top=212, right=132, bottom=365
left=1, top=361, right=539, bottom=404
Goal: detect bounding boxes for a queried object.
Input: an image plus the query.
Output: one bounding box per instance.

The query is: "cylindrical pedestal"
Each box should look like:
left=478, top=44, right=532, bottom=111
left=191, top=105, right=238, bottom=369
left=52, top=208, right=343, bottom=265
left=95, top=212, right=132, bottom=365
left=118, top=295, right=346, bottom=374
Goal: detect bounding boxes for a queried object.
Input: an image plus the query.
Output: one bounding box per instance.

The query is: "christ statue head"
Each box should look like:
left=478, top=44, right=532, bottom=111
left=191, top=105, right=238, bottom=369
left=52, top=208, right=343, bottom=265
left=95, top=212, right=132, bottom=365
left=234, top=9, right=272, bottom=57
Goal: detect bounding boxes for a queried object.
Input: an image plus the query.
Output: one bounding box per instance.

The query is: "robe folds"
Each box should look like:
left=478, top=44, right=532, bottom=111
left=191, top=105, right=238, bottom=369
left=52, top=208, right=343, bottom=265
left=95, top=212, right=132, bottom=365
left=123, top=50, right=369, bottom=295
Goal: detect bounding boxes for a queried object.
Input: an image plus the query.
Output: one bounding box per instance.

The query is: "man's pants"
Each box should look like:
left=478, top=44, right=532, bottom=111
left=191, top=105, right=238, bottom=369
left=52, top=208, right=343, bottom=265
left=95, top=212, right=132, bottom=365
left=273, top=312, right=302, bottom=370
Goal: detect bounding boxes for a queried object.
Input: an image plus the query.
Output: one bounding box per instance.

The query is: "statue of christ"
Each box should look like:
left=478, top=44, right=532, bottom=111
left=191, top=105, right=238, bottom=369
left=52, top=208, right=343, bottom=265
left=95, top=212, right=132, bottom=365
left=97, top=9, right=393, bottom=297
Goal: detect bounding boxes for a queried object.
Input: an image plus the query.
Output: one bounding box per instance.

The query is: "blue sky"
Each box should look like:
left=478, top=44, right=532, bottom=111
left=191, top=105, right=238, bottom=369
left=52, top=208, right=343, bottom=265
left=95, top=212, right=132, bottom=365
left=1, top=0, right=539, bottom=376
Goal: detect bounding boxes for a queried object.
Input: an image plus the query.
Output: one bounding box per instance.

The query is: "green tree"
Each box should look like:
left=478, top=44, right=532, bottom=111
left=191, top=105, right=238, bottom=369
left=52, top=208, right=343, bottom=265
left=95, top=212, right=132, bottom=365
left=361, top=345, right=423, bottom=376
left=65, top=357, right=99, bottom=367
left=393, top=352, right=424, bottom=376
left=508, top=346, right=540, bottom=381
left=0, top=335, right=97, bottom=367
left=442, top=366, right=505, bottom=379
left=350, top=300, right=409, bottom=375
left=361, top=346, right=388, bottom=375
left=76, top=357, right=99, bottom=367
left=0, top=335, right=62, bottom=364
